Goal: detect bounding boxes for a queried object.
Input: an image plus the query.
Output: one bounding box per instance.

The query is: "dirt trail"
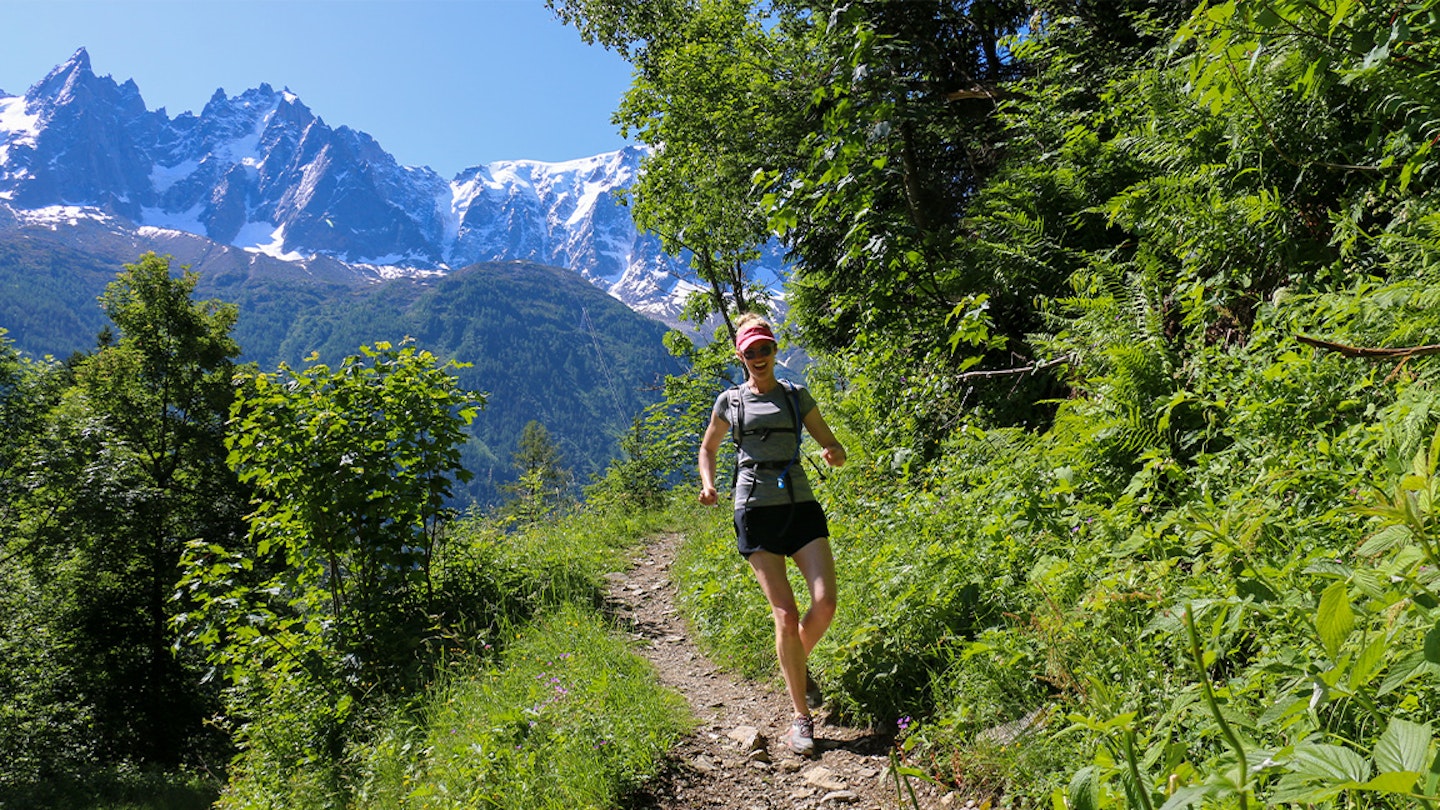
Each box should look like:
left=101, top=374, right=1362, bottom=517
left=605, top=533, right=954, bottom=810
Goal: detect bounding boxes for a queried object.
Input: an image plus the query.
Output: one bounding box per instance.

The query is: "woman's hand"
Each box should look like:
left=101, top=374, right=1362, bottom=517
left=698, top=485, right=719, bottom=506
left=804, top=408, right=846, bottom=469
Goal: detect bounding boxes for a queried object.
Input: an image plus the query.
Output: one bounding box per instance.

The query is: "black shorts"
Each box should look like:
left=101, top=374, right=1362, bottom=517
left=734, top=501, right=829, bottom=557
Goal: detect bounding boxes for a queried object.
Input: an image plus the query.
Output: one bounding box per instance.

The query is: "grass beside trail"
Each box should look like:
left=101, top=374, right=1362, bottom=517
left=355, top=603, right=691, bottom=810
left=214, top=502, right=701, bottom=810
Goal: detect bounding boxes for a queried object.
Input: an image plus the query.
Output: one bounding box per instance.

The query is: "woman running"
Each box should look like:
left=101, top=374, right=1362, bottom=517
left=697, top=313, right=847, bottom=756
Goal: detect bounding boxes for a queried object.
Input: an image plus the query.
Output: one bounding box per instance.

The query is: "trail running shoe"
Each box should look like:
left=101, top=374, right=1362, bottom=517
left=805, top=670, right=824, bottom=710
left=785, top=715, right=816, bottom=756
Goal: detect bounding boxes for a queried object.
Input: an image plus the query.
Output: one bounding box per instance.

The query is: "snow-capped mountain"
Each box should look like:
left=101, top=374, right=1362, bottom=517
left=0, top=48, right=760, bottom=324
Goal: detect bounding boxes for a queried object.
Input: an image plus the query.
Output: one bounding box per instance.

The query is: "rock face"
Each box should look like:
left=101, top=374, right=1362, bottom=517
left=0, top=48, right=783, bottom=325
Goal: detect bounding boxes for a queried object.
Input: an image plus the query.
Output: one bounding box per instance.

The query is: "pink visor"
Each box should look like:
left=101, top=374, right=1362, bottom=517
left=735, top=322, right=776, bottom=354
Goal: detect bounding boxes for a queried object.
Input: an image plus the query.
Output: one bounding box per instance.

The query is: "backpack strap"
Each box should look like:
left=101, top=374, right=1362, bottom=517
left=775, top=380, right=804, bottom=491
left=729, top=385, right=745, bottom=449
left=729, top=385, right=744, bottom=494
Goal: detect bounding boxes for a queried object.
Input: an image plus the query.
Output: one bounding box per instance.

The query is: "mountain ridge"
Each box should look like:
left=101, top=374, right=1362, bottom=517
left=0, top=47, right=780, bottom=325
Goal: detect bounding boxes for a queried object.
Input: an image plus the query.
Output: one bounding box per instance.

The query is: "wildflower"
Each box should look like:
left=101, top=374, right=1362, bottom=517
left=898, top=715, right=912, bottom=733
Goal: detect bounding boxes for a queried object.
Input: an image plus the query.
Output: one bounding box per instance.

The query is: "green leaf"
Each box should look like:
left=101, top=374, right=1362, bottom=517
left=1374, top=718, right=1432, bottom=775
left=1258, top=695, right=1310, bottom=728
left=1067, top=766, right=1100, bottom=810
left=1379, top=650, right=1429, bottom=696
left=1359, top=770, right=1421, bottom=794
left=1316, top=582, right=1355, bottom=658
left=1289, top=742, right=1371, bottom=784
left=1158, top=784, right=1212, bottom=810
left=1357, top=524, right=1412, bottom=556
left=1329, top=0, right=1359, bottom=35
left=1359, top=39, right=1393, bottom=69
left=1349, top=634, right=1389, bottom=689
left=1426, top=621, right=1440, bottom=664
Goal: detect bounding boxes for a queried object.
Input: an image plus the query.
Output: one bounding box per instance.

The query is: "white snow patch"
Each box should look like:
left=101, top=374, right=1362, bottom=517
left=354, top=263, right=447, bottom=281
left=150, top=158, right=199, bottom=193
left=566, top=179, right=612, bottom=228
left=15, top=204, right=114, bottom=228
left=0, top=95, right=41, bottom=165
left=439, top=182, right=466, bottom=249
left=354, top=251, right=423, bottom=266
left=140, top=204, right=205, bottom=233
left=136, top=224, right=198, bottom=239
left=236, top=221, right=307, bottom=262
left=0, top=96, right=40, bottom=141
left=221, top=124, right=265, bottom=169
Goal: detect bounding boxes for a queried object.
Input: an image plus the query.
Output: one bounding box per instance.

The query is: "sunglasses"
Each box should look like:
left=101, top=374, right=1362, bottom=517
left=742, top=343, right=776, bottom=360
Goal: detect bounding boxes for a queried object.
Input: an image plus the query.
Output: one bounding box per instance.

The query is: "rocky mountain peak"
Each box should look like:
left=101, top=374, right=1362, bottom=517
left=24, top=47, right=92, bottom=103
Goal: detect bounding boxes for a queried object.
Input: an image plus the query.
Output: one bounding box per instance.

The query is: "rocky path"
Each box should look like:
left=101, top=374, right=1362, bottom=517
left=605, top=533, right=954, bottom=810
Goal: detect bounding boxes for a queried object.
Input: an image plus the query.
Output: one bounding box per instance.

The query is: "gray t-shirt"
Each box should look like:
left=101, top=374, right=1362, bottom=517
left=712, top=380, right=818, bottom=508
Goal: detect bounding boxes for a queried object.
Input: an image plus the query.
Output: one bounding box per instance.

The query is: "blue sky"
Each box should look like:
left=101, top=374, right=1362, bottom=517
left=0, top=0, right=636, bottom=177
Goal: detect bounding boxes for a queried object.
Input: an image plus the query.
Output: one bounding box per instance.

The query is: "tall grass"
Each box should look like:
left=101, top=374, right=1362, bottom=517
left=354, top=603, right=690, bottom=810
left=215, top=501, right=698, bottom=809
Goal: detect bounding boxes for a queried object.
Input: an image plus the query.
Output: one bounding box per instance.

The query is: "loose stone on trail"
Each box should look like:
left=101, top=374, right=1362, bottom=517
left=802, top=764, right=848, bottom=792
left=727, top=725, right=765, bottom=752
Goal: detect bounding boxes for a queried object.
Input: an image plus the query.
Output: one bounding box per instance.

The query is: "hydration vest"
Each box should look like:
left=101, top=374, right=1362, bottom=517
left=729, top=379, right=804, bottom=506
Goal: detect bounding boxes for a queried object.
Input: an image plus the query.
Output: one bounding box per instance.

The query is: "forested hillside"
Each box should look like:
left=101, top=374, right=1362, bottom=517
left=5, top=1, right=1440, bottom=808
left=0, top=234, right=681, bottom=503
left=268, top=260, right=683, bottom=502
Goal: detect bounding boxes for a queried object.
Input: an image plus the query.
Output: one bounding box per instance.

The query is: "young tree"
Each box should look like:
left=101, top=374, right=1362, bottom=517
left=501, top=420, right=576, bottom=522
left=553, top=0, right=1044, bottom=448
left=0, top=329, right=65, bottom=538
left=180, top=340, right=481, bottom=772
left=553, top=0, right=817, bottom=335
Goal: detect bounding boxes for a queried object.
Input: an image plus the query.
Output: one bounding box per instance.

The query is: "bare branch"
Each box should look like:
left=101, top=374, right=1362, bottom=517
left=1296, top=334, right=1440, bottom=358
left=956, top=355, right=1071, bottom=381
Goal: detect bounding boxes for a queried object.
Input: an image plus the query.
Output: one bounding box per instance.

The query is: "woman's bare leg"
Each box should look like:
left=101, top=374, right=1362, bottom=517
left=792, top=537, right=837, bottom=655
left=747, top=538, right=837, bottom=718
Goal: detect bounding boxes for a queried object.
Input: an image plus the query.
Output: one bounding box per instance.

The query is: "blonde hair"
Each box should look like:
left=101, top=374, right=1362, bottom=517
left=734, top=312, right=771, bottom=333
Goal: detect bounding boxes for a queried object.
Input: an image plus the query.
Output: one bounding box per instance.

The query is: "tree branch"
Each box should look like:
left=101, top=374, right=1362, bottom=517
left=956, top=355, right=1071, bottom=381
left=1296, top=334, right=1440, bottom=358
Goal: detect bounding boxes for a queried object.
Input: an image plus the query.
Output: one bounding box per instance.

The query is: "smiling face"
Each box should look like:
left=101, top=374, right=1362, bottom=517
left=734, top=319, right=779, bottom=383
left=738, top=339, right=777, bottom=379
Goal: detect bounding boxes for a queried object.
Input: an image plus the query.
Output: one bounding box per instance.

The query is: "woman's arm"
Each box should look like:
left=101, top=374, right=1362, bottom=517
left=803, top=407, right=847, bottom=468
left=697, top=413, right=731, bottom=506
